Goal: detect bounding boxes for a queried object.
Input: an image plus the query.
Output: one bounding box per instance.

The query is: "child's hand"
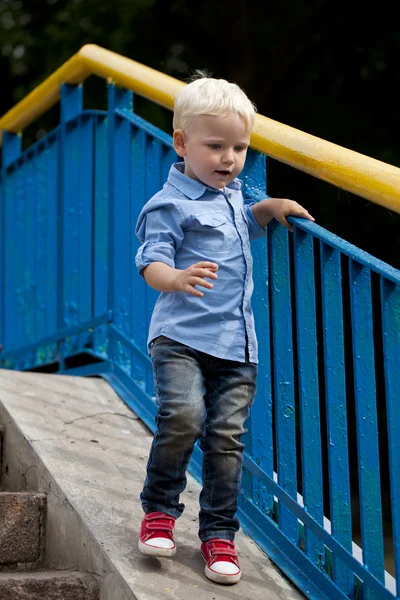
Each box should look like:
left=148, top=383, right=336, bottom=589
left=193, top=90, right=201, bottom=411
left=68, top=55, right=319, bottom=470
left=251, top=198, right=315, bottom=231
left=174, top=261, right=219, bottom=297
left=268, top=198, right=315, bottom=232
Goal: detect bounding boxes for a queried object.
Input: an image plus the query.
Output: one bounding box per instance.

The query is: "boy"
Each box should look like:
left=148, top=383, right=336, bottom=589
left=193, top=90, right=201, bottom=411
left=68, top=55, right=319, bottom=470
left=135, top=75, right=314, bottom=585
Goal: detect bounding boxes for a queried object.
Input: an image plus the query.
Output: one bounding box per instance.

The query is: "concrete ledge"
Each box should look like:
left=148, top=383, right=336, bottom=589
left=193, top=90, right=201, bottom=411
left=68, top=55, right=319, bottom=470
left=0, top=571, right=99, bottom=600
left=0, top=369, right=304, bottom=600
left=0, top=492, right=46, bottom=568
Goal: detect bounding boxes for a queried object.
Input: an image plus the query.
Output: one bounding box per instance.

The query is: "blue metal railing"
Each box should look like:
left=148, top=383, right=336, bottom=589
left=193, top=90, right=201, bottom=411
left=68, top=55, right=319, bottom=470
left=1, top=81, right=399, bottom=600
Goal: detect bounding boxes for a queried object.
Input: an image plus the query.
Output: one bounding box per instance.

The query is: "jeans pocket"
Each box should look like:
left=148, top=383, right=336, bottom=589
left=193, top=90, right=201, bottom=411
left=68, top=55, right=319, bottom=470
left=150, top=335, right=170, bottom=350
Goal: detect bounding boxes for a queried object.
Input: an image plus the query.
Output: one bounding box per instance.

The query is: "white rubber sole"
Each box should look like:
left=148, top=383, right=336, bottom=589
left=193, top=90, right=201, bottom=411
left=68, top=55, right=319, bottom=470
left=138, top=539, right=176, bottom=557
left=204, top=564, right=241, bottom=585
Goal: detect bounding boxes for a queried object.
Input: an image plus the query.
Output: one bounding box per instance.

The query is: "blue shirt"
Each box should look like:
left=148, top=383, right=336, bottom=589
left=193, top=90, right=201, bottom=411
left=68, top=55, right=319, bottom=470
left=135, top=162, right=266, bottom=363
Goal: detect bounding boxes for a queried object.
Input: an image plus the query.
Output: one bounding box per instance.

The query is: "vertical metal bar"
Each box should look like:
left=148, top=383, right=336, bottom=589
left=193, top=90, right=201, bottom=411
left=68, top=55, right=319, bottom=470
left=93, top=116, right=109, bottom=358
left=16, top=160, right=26, bottom=348
left=144, top=135, right=162, bottom=322
left=2, top=131, right=22, bottom=169
left=60, top=83, right=83, bottom=124
left=381, top=278, right=400, bottom=596
left=59, top=84, right=83, bottom=363
left=161, top=145, right=177, bottom=183
left=130, top=126, right=149, bottom=390
left=108, top=84, right=133, bottom=369
left=294, top=228, right=324, bottom=565
left=36, top=147, right=48, bottom=349
left=269, top=221, right=298, bottom=542
left=24, top=153, right=36, bottom=345
left=61, top=120, right=80, bottom=354
left=349, top=260, right=384, bottom=599
left=45, top=138, right=59, bottom=350
left=78, top=116, right=94, bottom=342
left=113, top=115, right=132, bottom=371
left=320, top=242, right=353, bottom=594
left=3, top=170, right=17, bottom=350
left=243, top=150, right=274, bottom=518
left=1, top=132, right=21, bottom=352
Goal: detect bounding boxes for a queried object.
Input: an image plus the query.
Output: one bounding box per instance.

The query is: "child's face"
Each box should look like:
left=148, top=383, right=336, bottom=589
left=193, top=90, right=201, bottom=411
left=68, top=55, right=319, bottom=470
left=173, top=113, right=251, bottom=190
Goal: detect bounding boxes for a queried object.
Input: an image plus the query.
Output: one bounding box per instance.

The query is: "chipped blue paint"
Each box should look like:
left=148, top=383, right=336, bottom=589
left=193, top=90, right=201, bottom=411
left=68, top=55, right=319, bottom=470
left=349, top=261, right=384, bottom=600
left=107, top=84, right=133, bottom=371
left=293, top=227, right=324, bottom=566
left=242, top=150, right=275, bottom=521
left=130, top=125, right=153, bottom=394
left=59, top=84, right=83, bottom=357
left=269, top=220, right=298, bottom=542
left=381, top=279, right=400, bottom=590
left=93, top=115, right=109, bottom=358
left=1, top=79, right=399, bottom=600
left=320, top=243, right=353, bottom=594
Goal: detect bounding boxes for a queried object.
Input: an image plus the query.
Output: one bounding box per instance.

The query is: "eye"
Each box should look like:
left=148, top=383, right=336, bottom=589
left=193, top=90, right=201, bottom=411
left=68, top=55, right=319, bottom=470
left=208, top=144, right=221, bottom=149
left=235, top=145, right=246, bottom=152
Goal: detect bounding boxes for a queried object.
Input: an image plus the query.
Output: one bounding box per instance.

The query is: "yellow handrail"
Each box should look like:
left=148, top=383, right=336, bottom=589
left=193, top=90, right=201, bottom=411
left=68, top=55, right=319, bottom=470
left=1, top=44, right=399, bottom=214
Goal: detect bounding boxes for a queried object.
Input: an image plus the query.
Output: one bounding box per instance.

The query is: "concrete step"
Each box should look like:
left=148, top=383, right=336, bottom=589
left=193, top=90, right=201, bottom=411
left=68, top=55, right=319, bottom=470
left=0, top=492, right=46, bottom=569
left=0, top=571, right=99, bottom=600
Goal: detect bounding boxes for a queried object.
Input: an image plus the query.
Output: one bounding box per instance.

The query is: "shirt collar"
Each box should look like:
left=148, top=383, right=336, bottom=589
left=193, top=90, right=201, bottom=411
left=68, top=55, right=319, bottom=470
left=168, top=162, right=242, bottom=200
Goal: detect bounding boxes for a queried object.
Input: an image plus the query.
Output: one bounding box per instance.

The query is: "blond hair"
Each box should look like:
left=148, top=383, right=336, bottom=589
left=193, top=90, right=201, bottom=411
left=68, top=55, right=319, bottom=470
left=173, top=73, right=256, bottom=133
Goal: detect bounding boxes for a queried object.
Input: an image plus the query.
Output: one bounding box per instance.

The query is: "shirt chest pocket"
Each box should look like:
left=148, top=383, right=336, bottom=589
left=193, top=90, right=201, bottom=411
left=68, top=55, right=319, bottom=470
left=193, top=212, right=236, bottom=253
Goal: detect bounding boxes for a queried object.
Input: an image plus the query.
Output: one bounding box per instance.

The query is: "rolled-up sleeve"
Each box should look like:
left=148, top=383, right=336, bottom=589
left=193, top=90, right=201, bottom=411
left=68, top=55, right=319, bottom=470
left=244, top=200, right=267, bottom=241
left=135, top=202, right=184, bottom=276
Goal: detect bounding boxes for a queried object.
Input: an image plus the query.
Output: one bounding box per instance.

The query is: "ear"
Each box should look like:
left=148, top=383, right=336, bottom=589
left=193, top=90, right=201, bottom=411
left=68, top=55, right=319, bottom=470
left=173, top=129, right=186, bottom=157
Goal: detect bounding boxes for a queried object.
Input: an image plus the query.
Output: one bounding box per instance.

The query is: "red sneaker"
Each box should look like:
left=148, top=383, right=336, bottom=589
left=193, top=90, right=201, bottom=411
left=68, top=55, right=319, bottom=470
left=200, top=539, right=241, bottom=584
left=138, top=512, right=176, bottom=557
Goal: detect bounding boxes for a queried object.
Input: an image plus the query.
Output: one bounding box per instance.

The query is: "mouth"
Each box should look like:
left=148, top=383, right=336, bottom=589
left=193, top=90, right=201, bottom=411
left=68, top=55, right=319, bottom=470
left=215, top=170, right=232, bottom=176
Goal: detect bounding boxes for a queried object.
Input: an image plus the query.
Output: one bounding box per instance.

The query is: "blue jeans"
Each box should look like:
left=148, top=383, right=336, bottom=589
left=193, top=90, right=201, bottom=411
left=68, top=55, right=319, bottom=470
left=141, top=336, right=257, bottom=542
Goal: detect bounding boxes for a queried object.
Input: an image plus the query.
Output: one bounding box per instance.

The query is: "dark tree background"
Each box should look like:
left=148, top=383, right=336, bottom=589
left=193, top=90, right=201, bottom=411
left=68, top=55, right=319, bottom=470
left=1, top=0, right=399, bottom=268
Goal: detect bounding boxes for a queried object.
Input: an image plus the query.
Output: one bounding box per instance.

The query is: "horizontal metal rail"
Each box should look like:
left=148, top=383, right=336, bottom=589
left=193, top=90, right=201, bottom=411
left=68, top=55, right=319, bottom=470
left=0, top=44, right=399, bottom=213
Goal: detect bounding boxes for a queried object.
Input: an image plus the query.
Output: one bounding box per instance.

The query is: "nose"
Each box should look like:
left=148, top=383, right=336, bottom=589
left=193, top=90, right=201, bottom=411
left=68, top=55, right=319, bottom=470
left=222, top=149, right=234, bottom=165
